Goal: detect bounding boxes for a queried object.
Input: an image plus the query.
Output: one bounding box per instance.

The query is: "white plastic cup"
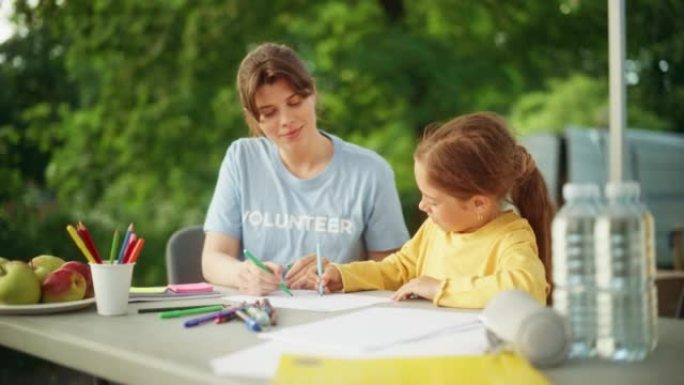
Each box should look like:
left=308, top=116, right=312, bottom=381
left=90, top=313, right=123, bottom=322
left=89, top=262, right=135, bottom=316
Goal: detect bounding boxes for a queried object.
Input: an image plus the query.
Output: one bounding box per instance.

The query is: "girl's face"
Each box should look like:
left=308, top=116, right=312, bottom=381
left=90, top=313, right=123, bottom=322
left=253, top=78, right=317, bottom=150
left=414, top=160, right=481, bottom=233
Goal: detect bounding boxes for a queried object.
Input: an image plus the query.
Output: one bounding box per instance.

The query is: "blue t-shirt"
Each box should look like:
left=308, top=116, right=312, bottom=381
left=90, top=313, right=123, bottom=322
left=204, top=132, right=409, bottom=265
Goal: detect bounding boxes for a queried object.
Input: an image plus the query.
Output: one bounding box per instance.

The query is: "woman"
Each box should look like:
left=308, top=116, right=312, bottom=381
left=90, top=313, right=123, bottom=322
left=202, top=42, right=409, bottom=295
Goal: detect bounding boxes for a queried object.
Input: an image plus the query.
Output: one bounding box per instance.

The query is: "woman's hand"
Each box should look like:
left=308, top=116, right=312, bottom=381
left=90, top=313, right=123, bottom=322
left=284, top=253, right=329, bottom=290
left=391, top=276, right=441, bottom=302
left=237, top=260, right=285, bottom=296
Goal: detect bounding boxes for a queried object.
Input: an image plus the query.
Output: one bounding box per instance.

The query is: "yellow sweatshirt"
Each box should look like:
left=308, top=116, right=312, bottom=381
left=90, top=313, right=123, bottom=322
left=335, top=211, right=548, bottom=308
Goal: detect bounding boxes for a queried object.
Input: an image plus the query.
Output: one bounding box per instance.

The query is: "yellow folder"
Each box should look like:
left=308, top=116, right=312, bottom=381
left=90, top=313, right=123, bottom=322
left=273, top=352, right=550, bottom=385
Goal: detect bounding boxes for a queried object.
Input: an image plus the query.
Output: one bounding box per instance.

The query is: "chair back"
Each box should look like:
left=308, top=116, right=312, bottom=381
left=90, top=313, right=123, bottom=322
left=165, top=225, right=205, bottom=284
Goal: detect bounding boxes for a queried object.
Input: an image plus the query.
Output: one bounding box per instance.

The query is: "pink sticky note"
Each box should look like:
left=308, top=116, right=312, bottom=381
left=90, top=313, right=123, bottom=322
left=167, top=282, right=214, bottom=293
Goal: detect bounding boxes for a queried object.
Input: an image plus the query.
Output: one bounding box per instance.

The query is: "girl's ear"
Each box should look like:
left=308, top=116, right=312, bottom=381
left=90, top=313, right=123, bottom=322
left=470, top=195, right=495, bottom=223
left=470, top=195, right=489, bottom=210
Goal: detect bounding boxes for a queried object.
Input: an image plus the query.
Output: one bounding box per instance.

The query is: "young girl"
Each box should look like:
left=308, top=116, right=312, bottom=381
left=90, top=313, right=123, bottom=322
left=317, top=112, right=553, bottom=308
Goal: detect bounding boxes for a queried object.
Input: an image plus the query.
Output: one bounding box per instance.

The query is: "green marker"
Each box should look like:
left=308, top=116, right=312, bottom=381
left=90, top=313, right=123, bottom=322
left=243, top=249, right=293, bottom=296
left=159, top=305, right=224, bottom=319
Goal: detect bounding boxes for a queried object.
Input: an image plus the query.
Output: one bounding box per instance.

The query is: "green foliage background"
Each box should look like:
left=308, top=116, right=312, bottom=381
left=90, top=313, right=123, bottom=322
left=1, top=0, right=682, bottom=285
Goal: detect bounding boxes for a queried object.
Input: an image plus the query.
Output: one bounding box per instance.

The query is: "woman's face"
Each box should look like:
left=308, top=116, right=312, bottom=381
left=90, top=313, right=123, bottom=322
left=414, top=160, right=480, bottom=233
left=253, top=78, right=317, bottom=149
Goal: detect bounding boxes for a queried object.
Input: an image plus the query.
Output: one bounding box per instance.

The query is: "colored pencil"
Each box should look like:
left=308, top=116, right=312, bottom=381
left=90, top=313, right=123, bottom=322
left=127, top=238, right=145, bottom=264
left=108, top=228, right=120, bottom=264
left=66, top=225, right=97, bottom=264
left=116, top=223, right=134, bottom=264
left=122, top=233, right=137, bottom=263
left=77, top=222, right=103, bottom=263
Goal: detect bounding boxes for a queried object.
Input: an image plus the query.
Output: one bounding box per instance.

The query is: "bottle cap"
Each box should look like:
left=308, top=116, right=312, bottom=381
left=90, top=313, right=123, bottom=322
left=605, top=181, right=641, bottom=199
left=562, top=183, right=600, bottom=200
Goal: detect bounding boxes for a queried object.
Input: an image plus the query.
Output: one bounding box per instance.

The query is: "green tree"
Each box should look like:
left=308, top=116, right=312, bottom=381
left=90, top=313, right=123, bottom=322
left=1, top=0, right=682, bottom=283
left=0, top=0, right=77, bottom=261
left=510, top=73, right=670, bottom=135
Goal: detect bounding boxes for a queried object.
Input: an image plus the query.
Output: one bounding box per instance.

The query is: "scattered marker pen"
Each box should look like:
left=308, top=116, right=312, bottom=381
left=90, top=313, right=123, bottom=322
left=246, top=306, right=271, bottom=327
left=214, top=313, right=237, bottom=324
left=235, top=309, right=262, bottom=332
left=159, top=305, right=223, bottom=319
left=184, top=305, right=243, bottom=328
left=138, top=304, right=223, bottom=314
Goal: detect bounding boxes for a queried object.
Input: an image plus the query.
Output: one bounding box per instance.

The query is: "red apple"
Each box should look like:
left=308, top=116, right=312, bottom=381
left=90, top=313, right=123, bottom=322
left=41, top=269, right=87, bottom=303
left=59, top=261, right=94, bottom=298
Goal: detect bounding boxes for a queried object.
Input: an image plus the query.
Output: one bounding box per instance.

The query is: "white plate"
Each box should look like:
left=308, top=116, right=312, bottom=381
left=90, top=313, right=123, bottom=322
left=0, top=298, right=95, bottom=315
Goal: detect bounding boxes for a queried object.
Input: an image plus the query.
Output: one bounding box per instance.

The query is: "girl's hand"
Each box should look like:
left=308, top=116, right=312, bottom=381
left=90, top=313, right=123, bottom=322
left=285, top=253, right=329, bottom=290
left=237, top=260, right=284, bottom=296
left=319, top=264, right=343, bottom=293
left=391, top=276, right=441, bottom=302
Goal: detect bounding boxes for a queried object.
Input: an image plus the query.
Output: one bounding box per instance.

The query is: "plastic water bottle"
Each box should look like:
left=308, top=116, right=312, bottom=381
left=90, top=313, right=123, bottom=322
left=552, top=183, right=602, bottom=358
left=595, top=181, right=658, bottom=361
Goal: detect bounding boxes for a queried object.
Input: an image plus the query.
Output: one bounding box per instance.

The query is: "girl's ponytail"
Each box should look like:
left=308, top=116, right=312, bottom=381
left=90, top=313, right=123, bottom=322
left=510, top=146, right=555, bottom=291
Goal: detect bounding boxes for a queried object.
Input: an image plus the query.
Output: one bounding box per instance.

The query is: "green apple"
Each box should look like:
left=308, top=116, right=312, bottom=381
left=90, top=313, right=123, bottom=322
left=0, top=257, right=9, bottom=265
left=29, top=255, right=65, bottom=283
left=0, top=261, right=41, bottom=305
left=41, top=268, right=86, bottom=303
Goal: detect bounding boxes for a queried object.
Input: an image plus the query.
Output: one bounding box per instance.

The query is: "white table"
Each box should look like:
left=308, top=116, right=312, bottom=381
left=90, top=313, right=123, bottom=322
left=1, top=291, right=682, bottom=385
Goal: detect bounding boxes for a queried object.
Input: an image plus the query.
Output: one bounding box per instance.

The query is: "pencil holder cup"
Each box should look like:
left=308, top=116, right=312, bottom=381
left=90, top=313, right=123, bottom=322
left=90, top=262, right=135, bottom=316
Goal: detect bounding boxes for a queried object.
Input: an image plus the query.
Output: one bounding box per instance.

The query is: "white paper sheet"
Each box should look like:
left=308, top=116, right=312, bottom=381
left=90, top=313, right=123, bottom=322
left=222, top=290, right=391, bottom=312
left=259, top=307, right=482, bottom=353
left=210, top=321, right=487, bottom=379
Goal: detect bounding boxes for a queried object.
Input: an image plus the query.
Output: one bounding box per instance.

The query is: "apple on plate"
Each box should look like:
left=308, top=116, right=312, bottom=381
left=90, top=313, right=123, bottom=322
left=41, top=268, right=87, bottom=303
left=29, top=255, right=65, bottom=283
left=0, top=261, right=41, bottom=305
left=59, top=261, right=93, bottom=298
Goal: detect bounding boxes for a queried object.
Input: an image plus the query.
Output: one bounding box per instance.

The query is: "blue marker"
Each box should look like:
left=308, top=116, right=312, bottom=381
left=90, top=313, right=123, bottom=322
left=235, top=309, right=262, bottom=332
left=316, top=243, right=323, bottom=296
left=184, top=304, right=243, bottom=328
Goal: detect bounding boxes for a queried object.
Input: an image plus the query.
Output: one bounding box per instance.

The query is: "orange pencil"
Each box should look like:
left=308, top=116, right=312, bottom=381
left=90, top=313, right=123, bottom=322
left=77, top=222, right=103, bottom=263
left=128, top=238, right=145, bottom=264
